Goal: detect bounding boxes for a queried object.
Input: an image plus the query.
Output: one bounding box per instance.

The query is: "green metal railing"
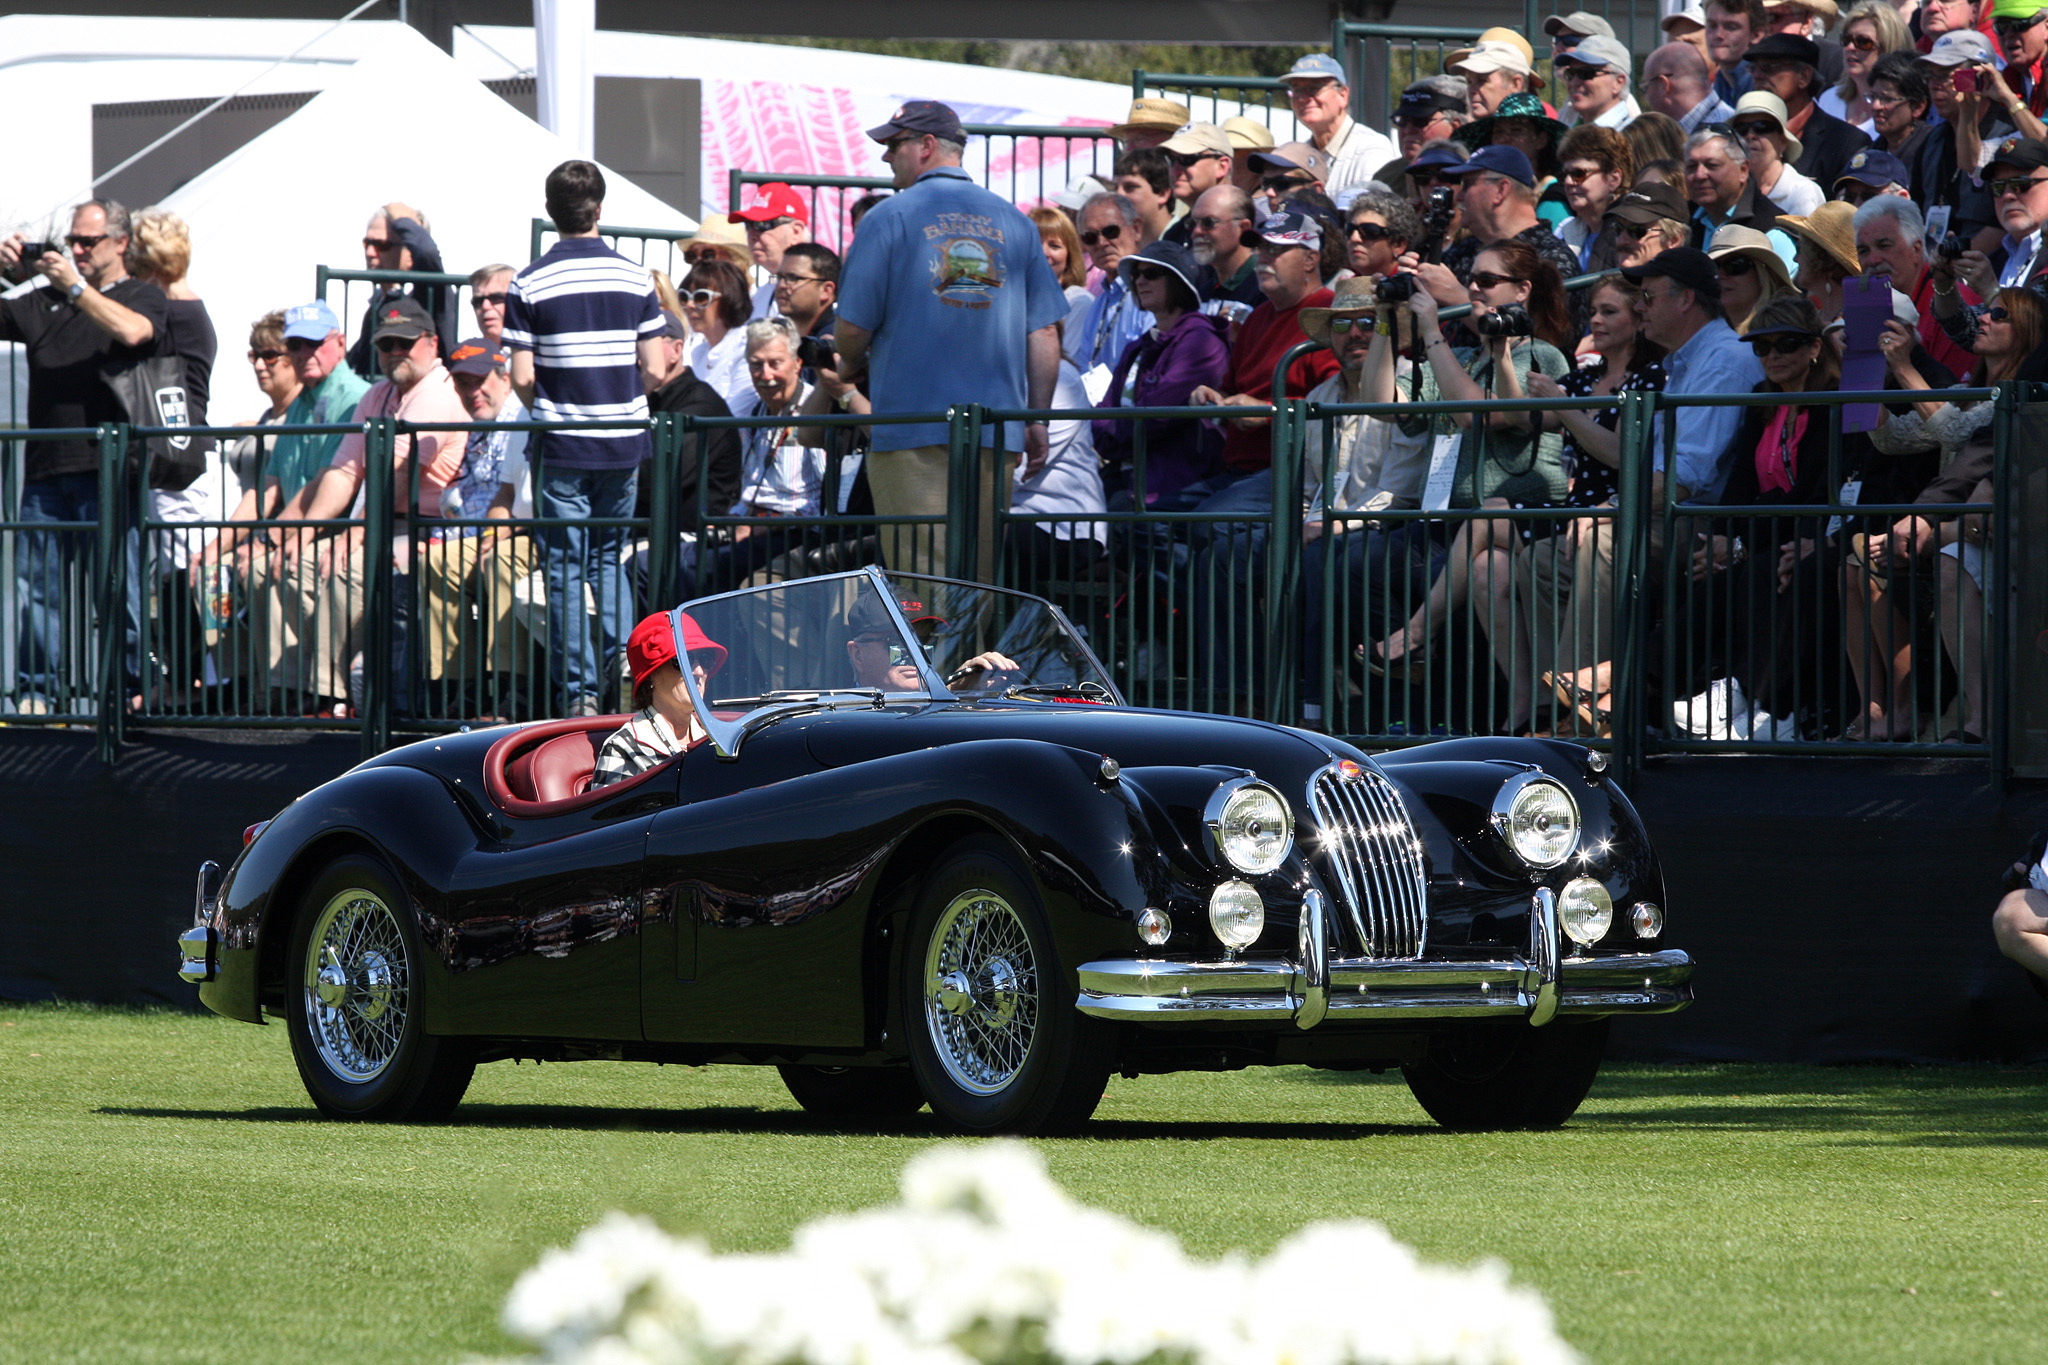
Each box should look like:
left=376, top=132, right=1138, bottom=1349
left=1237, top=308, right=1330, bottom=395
left=1129, top=71, right=1294, bottom=135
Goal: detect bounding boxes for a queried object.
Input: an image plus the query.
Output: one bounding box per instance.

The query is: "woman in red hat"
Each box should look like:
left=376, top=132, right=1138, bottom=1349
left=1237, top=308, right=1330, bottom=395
left=591, top=611, right=727, bottom=787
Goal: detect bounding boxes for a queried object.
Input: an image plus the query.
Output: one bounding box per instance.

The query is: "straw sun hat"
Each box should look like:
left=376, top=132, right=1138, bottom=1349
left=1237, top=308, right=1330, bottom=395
left=1298, top=276, right=1380, bottom=347
left=1776, top=201, right=1863, bottom=277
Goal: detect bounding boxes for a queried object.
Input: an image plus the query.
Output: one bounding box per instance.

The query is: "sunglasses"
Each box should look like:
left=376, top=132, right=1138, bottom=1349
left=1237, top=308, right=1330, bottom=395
left=248, top=348, right=285, bottom=363
left=1392, top=113, right=1442, bottom=129
left=1988, top=175, right=2048, bottom=197
left=682, top=288, right=718, bottom=304
left=65, top=234, right=109, bottom=251
left=1189, top=215, right=1235, bottom=230
left=1717, top=255, right=1756, bottom=276
left=1468, top=271, right=1526, bottom=289
left=362, top=236, right=395, bottom=251
left=1348, top=221, right=1393, bottom=241
left=1995, top=13, right=2048, bottom=34
left=1843, top=33, right=1881, bottom=52
left=374, top=335, right=420, bottom=354
left=1263, top=175, right=1314, bottom=193
left=743, top=217, right=794, bottom=233
left=1731, top=121, right=1780, bottom=140
left=1749, top=333, right=1818, bottom=356
left=471, top=291, right=508, bottom=308
left=1078, top=224, right=1124, bottom=246
left=1560, top=166, right=1605, bottom=183
left=1329, top=316, right=1372, bottom=333
left=856, top=635, right=916, bottom=667
left=1129, top=264, right=1172, bottom=282
left=683, top=247, right=724, bottom=264
left=1987, top=305, right=2013, bottom=322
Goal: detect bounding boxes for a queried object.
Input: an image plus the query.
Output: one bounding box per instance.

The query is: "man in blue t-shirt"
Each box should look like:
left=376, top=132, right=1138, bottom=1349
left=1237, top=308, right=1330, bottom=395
left=832, top=101, right=1067, bottom=581
left=504, top=160, right=665, bottom=714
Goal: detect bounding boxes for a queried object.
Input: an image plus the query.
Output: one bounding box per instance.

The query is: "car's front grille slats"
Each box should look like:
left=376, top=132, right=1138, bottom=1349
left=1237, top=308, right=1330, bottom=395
left=1310, top=765, right=1428, bottom=960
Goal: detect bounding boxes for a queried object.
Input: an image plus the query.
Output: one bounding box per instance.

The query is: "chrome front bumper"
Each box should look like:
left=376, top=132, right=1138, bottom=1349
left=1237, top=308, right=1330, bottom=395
left=177, top=861, right=223, bottom=984
left=1077, top=887, right=1693, bottom=1028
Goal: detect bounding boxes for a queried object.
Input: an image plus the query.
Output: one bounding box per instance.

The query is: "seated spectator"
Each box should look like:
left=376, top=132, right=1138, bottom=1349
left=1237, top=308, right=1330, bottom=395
left=643, top=312, right=742, bottom=597
left=1626, top=111, right=1690, bottom=174
left=1645, top=39, right=1737, bottom=132
left=1625, top=246, right=1765, bottom=505
left=1706, top=0, right=1760, bottom=106
left=1281, top=52, right=1398, bottom=207
left=1914, top=34, right=2013, bottom=248
left=1685, top=128, right=1798, bottom=268
left=1847, top=286, right=2040, bottom=741
left=706, top=318, right=829, bottom=590
left=1831, top=148, right=1912, bottom=204
left=1009, top=324, right=1109, bottom=584
left=1743, top=33, right=1872, bottom=188
left=1160, top=122, right=1235, bottom=239
left=1029, top=205, right=1092, bottom=312
left=1188, top=185, right=1261, bottom=310
left=469, top=263, right=514, bottom=348
left=1852, top=197, right=1976, bottom=376
left=1421, top=147, right=1582, bottom=336
left=1824, top=1, right=1914, bottom=134
left=1608, top=182, right=1696, bottom=269
left=1864, top=53, right=1932, bottom=170
left=681, top=258, right=754, bottom=415
left=1092, top=241, right=1230, bottom=507
left=680, top=215, right=753, bottom=273
left=1932, top=135, right=2048, bottom=352
left=1110, top=96, right=1192, bottom=153
left=732, top=183, right=811, bottom=320
left=1345, top=193, right=1419, bottom=284
left=1776, top=201, right=1863, bottom=328
left=1250, top=142, right=1334, bottom=207
left=847, top=191, right=890, bottom=238
left=1113, top=148, right=1178, bottom=246
left=1633, top=158, right=1687, bottom=188
left=1390, top=77, right=1472, bottom=166
left=774, top=243, right=838, bottom=348
left=1453, top=93, right=1570, bottom=228
left=592, top=612, right=725, bottom=788
left=1068, top=193, right=1152, bottom=372
left=1732, top=92, right=1827, bottom=214
left=1555, top=125, right=1635, bottom=272
left=1991, top=836, right=2048, bottom=987
left=1452, top=40, right=1545, bottom=120
left=1222, top=117, right=1277, bottom=199
left=348, top=202, right=455, bottom=379
left=1662, top=2, right=1712, bottom=64
left=1363, top=239, right=1575, bottom=735
left=1669, top=294, right=1846, bottom=740
left=1400, top=141, right=1469, bottom=222
left=1707, top=224, right=1799, bottom=332
left=1295, top=278, right=1435, bottom=727
left=1556, top=34, right=1640, bottom=132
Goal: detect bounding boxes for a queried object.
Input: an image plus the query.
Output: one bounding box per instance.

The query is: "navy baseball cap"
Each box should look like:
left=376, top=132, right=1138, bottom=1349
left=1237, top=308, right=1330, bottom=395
left=1404, top=144, right=1470, bottom=177
left=1437, top=144, right=1536, bottom=188
left=282, top=300, right=341, bottom=342
left=866, top=100, right=966, bottom=144
left=446, top=336, right=507, bottom=376
left=1835, top=149, right=1910, bottom=191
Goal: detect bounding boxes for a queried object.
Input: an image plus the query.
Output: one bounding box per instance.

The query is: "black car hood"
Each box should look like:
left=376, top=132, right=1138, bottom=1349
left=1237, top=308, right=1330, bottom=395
left=801, top=701, right=1343, bottom=777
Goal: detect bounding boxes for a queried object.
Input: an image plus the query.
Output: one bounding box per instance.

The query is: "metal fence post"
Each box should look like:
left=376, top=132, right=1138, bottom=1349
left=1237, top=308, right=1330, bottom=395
left=1610, top=390, right=1654, bottom=787
left=946, top=406, right=985, bottom=583
left=645, top=412, right=682, bottom=608
left=1265, top=398, right=1304, bottom=725
left=1990, top=380, right=2017, bottom=794
left=94, top=423, right=127, bottom=765
left=360, top=415, right=395, bottom=759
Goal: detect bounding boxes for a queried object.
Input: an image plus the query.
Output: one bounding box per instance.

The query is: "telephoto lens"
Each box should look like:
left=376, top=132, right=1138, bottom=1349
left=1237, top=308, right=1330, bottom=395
left=1473, top=303, right=1534, bottom=338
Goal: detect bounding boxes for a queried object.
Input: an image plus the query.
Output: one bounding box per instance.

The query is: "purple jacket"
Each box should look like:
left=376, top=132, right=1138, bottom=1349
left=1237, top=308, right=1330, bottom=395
left=1092, top=311, right=1231, bottom=505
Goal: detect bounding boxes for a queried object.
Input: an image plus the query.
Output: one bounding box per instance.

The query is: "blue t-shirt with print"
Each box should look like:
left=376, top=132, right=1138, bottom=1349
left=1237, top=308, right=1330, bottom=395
left=836, top=167, right=1067, bottom=452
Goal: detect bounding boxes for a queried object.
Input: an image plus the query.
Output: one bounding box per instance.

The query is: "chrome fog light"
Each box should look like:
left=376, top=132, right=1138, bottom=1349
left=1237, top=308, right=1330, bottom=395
left=1206, top=780, right=1294, bottom=875
left=1631, top=902, right=1663, bottom=939
left=1136, top=906, right=1172, bottom=946
left=1208, top=881, right=1265, bottom=951
left=1558, top=877, right=1614, bottom=947
left=1492, top=772, right=1580, bottom=869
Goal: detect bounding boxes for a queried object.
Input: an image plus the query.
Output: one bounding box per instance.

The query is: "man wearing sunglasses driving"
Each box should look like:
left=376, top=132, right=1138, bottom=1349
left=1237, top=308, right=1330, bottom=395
left=845, top=593, right=1014, bottom=693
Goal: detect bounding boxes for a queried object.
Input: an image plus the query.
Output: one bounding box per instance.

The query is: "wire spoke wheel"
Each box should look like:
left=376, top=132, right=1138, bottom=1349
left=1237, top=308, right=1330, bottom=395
left=302, top=887, right=410, bottom=1084
left=923, top=888, right=1039, bottom=1095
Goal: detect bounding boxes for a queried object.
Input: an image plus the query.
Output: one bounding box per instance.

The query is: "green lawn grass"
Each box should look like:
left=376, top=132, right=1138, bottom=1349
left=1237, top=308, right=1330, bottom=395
left=2, top=1005, right=2044, bottom=1364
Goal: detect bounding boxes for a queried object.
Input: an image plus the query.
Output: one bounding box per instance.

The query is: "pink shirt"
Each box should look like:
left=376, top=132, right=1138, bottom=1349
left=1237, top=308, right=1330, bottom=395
left=330, top=361, right=469, bottom=517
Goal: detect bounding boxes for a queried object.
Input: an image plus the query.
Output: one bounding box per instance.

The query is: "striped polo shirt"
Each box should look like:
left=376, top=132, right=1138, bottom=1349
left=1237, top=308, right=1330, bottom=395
left=502, top=237, right=663, bottom=470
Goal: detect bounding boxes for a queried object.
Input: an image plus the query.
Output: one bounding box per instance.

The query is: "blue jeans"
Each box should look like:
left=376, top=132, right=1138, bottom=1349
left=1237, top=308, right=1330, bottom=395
left=13, top=473, right=140, bottom=708
left=539, top=467, right=638, bottom=710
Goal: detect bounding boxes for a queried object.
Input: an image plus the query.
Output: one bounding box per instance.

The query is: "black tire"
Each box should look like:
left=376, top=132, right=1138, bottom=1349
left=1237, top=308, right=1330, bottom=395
left=1401, top=1017, right=1610, bottom=1131
left=776, top=1065, right=927, bottom=1118
left=285, top=854, right=475, bottom=1122
left=902, top=834, right=1113, bottom=1135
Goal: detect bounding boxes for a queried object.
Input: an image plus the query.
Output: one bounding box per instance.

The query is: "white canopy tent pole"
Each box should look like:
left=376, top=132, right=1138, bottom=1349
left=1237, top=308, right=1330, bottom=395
left=533, top=0, right=594, bottom=160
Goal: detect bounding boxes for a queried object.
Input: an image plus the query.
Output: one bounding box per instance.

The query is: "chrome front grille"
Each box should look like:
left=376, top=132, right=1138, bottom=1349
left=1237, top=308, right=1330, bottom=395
left=1309, top=764, right=1428, bottom=959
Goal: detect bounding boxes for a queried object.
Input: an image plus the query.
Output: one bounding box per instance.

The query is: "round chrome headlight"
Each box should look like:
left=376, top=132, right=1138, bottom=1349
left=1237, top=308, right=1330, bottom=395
left=1208, top=881, right=1265, bottom=950
left=1558, top=877, right=1614, bottom=947
left=1206, top=781, right=1294, bottom=875
left=1492, top=772, right=1580, bottom=869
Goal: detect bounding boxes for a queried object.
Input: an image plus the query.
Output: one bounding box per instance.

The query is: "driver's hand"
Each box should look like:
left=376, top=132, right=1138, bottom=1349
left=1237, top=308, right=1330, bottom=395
left=947, top=650, right=1020, bottom=687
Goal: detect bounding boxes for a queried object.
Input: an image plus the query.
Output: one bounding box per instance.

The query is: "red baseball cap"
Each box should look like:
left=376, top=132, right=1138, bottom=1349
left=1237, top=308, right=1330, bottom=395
left=627, top=611, right=726, bottom=693
left=733, top=183, right=809, bottom=225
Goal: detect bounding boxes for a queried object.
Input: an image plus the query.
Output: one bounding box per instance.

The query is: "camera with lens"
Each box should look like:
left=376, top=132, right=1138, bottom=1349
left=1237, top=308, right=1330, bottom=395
left=796, top=333, right=838, bottom=372
left=1937, top=232, right=1969, bottom=262
left=1473, top=303, right=1534, bottom=338
left=1375, top=272, right=1419, bottom=303
left=1416, top=185, right=1456, bottom=264
left=4, top=241, right=57, bottom=286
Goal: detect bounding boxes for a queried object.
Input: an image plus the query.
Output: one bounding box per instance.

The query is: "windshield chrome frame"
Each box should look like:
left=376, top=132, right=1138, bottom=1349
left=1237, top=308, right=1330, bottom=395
left=878, top=568, right=1125, bottom=707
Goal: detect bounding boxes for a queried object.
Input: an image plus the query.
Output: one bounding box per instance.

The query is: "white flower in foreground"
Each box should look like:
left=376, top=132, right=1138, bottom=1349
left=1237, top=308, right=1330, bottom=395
left=490, top=1142, right=1579, bottom=1365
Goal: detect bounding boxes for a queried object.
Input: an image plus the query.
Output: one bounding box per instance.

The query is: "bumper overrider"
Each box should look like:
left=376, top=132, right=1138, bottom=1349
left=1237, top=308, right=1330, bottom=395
left=1076, top=887, right=1693, bottom=1030
left=178, top=860, right=224, bottom=983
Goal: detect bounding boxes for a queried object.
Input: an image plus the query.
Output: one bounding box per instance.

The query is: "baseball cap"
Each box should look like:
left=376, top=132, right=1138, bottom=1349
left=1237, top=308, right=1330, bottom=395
left=1452, top=41, right=1537, bottom=80
left=657, top=311, right=689, bottom=341
left=627, top=611, right=726, bottom=695
left=846, top=592, right=944, bottom=638
left=1051, top=173, right=1109, bottom=211
left=1994, top=0, right=2048, bottom=17
left=1220, top=116, right=1276, bottom=151
left=732, top=183, right=809, bottom=225
left=1834, top=148, right=1911, bottom=190
left=1557, top=35, right=1634, bottom=75
left=1252, top=208, right=1323, bottom=250
left=1161, top=122, right=1233, bottom=157
left=1661, top=3, right=1708, bottom=32
left=1398, top=77, right=1469, bottom=119
left=370, top=295, right=434, bottom=343
left=1545, top=11, right=1617, bottom=38
left=1605, top=181, right=1692, bottom=226
left=1743, top=34, right=1821, bottom=66
left=1986, top=135, right=2048, bottom=176
left=282, top=300, right=341, bottom=343
left=1920, top=29, right=1998, bottom=67
left=865, top=99, right=966, bottom=145
left=1250, top=141, right=1335, bottom=180
left=1282, top=53, right=1348, bottom=84
left=1621, top=246, right=1722, bottom=302
left=446, top=336, right=507, bottom=376
left=1405, top=143, right=1471, bottom=177
left=1437, top=144, right=1537, bottom=187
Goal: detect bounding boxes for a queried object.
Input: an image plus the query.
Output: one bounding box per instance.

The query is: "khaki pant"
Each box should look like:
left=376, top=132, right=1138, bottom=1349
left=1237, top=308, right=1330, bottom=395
left=236, top=532, right=364, bottom=703
left=865, top=444, right=1016, bottom=583
left=419, top=531, right=535, bottom=682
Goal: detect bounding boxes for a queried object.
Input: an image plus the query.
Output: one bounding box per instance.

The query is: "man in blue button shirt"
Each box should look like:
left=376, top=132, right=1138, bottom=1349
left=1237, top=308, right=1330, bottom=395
left=833, top=100, right=1067, bottom=581
left=1622, top=247, right=1765, bottom=506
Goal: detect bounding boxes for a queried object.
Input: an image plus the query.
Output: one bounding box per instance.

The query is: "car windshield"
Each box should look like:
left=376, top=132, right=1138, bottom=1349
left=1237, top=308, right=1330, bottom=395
left=672, top=569, right=1118, bottom=755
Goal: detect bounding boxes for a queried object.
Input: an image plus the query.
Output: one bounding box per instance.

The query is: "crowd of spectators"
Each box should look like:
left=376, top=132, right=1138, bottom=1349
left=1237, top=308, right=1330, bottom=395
left=0, top=2, right=2038, bottom=740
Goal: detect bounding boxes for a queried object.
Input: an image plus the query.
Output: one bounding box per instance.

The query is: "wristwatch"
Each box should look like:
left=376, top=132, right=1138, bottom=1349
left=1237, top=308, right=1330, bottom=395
left=67, top=281, right=85, bottom=302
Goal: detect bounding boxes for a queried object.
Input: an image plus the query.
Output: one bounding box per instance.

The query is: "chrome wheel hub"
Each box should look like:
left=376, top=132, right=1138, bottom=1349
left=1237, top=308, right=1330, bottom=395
left=923, top=889, right=1038, bottom=1095
left=302, top=889, right=410, bottom=1083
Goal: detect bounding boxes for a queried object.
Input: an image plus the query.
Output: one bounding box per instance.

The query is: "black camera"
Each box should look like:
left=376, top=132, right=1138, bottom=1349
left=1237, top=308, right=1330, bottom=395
left=4, top=241, right=57, bottom=285
left=1473, top=303, right=1534, bottom=338
left=1937, top=232, right=1969, bottom=262
left=1376, top=272, right=1419, bottom=303
left=1417, top=186, right=1456, bottom=265
left=796, top=333, right=837, bottom=372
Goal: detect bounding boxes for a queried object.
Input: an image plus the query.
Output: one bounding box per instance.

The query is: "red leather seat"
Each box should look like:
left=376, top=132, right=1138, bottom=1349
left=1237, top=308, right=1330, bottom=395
left=485, top=717, right=645, bottom=817
left=505, top=730, right=605, bottom=803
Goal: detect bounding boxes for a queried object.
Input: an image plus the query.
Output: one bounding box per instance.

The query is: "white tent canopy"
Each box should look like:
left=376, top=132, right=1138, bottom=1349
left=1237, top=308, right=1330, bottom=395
left=162, top=31, right=693, bottom=422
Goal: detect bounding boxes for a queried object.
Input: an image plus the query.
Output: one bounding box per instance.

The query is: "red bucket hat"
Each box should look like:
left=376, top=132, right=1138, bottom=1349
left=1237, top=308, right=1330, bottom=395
left=627, top=611, right=726, bottom=693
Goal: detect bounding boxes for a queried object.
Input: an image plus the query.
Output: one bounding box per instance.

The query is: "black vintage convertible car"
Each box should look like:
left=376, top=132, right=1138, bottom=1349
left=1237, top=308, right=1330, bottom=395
left=179, top=567, right=1691, bottom=1134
